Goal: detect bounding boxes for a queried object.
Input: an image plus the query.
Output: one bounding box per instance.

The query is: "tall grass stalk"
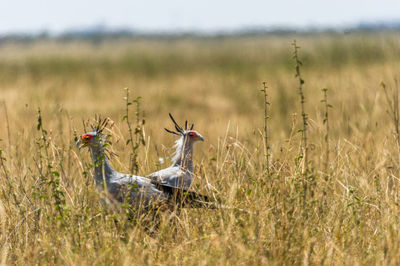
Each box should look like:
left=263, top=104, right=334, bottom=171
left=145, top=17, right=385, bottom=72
left=36, top=109, right=68, bottom=223
left=382, top=80, right=400, bottom=173
left=123, top=88, right=146, bottom=174
left=261, top=82, right=270, bottom=175
left=292, top=40, right=309, bottom=174
left=0, top=140, right=8, bottom=180
left=1, top=101, right=11, bottom=157
left=321, top=88, right=331, bottom=174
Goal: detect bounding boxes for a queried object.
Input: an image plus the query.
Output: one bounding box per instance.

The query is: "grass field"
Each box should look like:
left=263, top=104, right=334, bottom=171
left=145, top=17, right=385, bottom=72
left=1, top=33, right=400, bottom=264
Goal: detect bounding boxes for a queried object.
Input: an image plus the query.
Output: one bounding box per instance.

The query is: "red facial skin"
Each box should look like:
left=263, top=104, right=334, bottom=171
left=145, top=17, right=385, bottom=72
left=81, top=134, right=93, bottom=143
left=188, top=131, right=198, bottom=138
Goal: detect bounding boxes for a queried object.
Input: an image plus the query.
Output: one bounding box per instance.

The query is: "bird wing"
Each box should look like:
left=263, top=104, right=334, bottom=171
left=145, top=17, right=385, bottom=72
left=147, top=166, right=191, bottom=188
left=108, top=173, right=168, bottom=205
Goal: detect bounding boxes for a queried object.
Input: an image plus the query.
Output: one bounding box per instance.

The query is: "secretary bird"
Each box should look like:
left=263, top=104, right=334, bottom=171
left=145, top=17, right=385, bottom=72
left=147, top=113, right=203, bottom=192
left=76, top=118, right=210, bottom=208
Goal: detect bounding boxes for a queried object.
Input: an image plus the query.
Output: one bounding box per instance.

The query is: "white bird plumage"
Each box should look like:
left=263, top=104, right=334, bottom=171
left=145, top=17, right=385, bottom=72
left=147, top=113, right=204, bottom=190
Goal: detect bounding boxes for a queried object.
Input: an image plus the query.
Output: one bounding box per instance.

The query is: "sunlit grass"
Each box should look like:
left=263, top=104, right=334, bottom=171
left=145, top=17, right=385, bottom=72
left=1, top=33, right=400, bottom=264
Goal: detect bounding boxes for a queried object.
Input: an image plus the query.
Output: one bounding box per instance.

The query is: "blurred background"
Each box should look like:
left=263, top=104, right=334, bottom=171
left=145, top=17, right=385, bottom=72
left=0, top=0, right=400, bottom=145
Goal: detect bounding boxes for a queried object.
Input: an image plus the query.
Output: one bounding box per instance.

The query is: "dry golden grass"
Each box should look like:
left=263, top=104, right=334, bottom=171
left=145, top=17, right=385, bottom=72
left=1, top=33, right=400, bottom=264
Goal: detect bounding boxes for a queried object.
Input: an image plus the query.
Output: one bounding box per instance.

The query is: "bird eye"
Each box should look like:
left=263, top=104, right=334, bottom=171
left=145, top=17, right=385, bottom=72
left=188, top=132, right=195, bottom=137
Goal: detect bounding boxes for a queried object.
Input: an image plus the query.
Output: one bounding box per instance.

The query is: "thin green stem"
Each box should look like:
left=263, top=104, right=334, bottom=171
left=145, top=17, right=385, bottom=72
left=261, top=82, right=270, bottom=175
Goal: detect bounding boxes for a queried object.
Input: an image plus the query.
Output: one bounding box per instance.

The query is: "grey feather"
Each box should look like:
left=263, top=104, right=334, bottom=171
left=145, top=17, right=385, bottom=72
left=77, top=131, right=168, bottom=207
left=147, top=114, right=204, bottom=190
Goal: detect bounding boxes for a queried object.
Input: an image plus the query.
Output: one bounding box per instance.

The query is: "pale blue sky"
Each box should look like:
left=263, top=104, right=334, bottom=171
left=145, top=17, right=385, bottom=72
left=0, top=0, right=399, bottom=34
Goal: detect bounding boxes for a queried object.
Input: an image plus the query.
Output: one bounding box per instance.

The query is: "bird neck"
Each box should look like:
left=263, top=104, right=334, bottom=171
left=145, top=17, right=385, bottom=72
left=173, top=137, right=194, bottom=173
left=89, top=142, right=115, bottom=186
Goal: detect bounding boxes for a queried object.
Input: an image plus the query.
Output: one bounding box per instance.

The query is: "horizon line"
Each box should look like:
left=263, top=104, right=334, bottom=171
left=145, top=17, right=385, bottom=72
left=1, top=19, right=400, bottom=38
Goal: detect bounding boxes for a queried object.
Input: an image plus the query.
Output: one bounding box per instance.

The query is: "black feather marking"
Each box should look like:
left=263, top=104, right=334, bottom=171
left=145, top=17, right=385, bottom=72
left=174, top=125, right=181, bottom=133
left=169, top=113, right=183, bottom=133
left=88, top=116, right=110, bottom=135
left=153, top=182, right=212, bottom=206
left=82, top=119, right=88, bottom=133
left=98, top=118, right=108, bottom=134
left=165, top=128, right=180, bottom=136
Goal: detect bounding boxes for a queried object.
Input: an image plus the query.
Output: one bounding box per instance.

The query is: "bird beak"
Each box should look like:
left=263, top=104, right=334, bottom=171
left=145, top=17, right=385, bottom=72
left=76, top=140, right=83, bottom=149
left=76, top=138, right=86, bottom=149
left=199, top=135, right=204, bottom=141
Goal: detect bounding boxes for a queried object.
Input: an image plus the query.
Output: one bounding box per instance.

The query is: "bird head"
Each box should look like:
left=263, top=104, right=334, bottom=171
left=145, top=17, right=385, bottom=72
left=76, top=117, right=109, bottom=149
left=186, top=130, right=204, bottom=142
left=76, top=132, right=101, bottom=149
left=165, top=113, right=204, bottom=143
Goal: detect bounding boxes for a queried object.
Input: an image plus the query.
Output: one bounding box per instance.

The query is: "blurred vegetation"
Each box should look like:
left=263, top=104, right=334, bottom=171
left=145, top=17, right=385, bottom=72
left=1, top=34, right=400, bottom=79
